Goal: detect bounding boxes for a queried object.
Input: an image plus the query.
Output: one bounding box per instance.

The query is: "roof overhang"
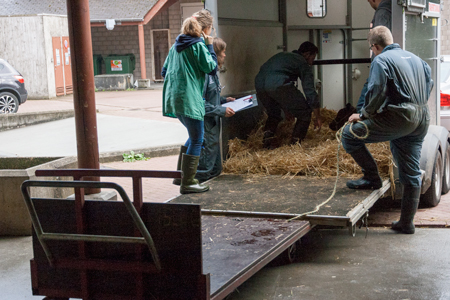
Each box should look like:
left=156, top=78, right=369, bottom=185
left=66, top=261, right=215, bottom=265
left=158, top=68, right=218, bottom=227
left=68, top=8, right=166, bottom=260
left=90, top=0, right=179, bottom=27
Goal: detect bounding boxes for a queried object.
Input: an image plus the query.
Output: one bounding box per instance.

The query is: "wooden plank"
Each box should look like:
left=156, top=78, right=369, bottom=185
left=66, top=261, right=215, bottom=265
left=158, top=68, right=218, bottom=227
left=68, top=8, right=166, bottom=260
left=171, top=175, right=383, bottom=222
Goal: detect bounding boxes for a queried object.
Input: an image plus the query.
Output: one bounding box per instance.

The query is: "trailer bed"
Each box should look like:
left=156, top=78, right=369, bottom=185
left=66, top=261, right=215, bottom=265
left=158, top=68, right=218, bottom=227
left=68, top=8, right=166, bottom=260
left=170, top=175, right=391, bottom=227
left=202, top=215, right=310, bottom=299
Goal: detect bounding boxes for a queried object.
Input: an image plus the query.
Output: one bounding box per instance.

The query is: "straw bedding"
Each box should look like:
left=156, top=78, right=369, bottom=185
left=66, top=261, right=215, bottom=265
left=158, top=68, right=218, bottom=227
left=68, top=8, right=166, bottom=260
left=223, top=108, right=394, bottom=179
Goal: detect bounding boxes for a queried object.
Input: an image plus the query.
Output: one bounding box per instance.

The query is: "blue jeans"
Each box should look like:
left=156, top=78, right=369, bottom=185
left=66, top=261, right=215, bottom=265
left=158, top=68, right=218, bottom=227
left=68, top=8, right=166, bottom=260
left=342, top=107, right=429, bottom=187
left=177, top=115, right=204, bottom=156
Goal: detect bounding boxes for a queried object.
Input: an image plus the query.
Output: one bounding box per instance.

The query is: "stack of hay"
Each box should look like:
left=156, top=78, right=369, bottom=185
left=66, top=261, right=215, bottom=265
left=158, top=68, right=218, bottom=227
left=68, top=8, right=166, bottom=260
left=223, top=108, right=393, bottom=179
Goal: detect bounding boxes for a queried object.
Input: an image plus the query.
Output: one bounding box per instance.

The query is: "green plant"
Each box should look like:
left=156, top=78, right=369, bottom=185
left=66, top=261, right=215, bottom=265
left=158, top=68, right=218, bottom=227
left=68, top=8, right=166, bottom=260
left=122, top=151, right=150, bottom=162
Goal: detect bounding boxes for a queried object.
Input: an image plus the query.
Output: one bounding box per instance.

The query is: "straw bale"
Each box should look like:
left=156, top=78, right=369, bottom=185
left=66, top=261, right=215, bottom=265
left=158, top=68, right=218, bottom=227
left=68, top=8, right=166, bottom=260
left=223, top=108, right=393, bottom=179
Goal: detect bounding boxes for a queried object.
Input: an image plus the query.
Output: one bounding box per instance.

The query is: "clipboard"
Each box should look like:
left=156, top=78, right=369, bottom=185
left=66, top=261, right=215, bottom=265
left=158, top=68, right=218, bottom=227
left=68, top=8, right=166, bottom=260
left=221, top=95, right=253, bottom=112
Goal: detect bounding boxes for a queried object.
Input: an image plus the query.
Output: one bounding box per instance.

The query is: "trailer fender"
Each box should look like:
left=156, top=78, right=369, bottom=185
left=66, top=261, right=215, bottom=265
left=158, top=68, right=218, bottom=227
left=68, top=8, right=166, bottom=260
left=427, top=125, right=450, bottom=154
left=419, top=130, right=442, bottom=194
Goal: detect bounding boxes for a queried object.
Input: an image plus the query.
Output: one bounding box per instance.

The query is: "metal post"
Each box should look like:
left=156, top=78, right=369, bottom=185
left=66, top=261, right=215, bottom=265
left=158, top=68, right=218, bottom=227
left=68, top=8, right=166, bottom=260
left=279, top=0, right=287, bottom=51
left=66, top=0, right=100, bottom=194
left=138, top=24, right=147, bottom=79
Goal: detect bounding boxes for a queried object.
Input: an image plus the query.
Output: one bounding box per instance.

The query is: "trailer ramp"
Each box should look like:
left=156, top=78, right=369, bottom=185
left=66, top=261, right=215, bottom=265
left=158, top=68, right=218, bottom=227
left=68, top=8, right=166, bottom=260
left=170, top=174, right=391, bottom=228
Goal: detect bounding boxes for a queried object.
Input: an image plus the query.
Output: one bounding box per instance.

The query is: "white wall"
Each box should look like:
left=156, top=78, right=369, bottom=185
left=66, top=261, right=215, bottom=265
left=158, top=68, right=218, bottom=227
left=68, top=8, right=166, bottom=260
left=219, top=25, right=283, bottom=94
left=0, top=15, right=68, bottom=99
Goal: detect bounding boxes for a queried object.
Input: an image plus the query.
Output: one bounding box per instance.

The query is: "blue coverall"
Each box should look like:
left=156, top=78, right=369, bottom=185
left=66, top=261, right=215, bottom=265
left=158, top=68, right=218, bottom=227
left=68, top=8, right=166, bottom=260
left=342, top=44, right=433, bottom=187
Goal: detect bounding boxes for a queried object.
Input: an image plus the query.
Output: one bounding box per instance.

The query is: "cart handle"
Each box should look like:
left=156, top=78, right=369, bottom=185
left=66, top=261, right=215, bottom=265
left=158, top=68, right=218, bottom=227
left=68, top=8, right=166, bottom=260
left=21, top=180, right=161, bottom=271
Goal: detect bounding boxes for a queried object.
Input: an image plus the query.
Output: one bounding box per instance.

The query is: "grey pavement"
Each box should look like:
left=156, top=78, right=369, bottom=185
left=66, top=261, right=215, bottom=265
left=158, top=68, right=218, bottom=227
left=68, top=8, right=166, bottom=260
left=227, top=228, right=450, bottom=300
left=1, top=87, right=188, bottom=158
left=2, top=228, right=450, bottom=300
left=0, top=114, right=187, bottom=157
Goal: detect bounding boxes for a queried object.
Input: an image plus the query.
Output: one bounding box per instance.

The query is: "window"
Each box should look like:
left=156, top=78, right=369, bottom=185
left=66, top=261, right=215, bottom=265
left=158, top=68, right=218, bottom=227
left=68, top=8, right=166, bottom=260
left=307, top=0, right=326, bottom=18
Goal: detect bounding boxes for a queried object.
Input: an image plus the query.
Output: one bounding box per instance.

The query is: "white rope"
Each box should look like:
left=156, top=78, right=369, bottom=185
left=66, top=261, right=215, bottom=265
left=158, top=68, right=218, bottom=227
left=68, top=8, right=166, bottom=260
left=288, top=121, right=369, bottom=222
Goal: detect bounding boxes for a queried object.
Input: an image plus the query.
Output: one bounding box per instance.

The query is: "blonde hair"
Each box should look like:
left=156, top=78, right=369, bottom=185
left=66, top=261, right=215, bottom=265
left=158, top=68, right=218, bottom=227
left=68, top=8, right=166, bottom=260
left=181, top=9, right=214, bottom=37
left=368, top=26, right=393, bottom=48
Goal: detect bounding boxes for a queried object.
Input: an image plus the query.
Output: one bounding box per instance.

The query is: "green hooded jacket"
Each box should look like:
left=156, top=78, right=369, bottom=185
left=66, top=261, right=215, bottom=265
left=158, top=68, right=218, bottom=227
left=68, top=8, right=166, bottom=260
left=162, top=35, right=217, bottom=121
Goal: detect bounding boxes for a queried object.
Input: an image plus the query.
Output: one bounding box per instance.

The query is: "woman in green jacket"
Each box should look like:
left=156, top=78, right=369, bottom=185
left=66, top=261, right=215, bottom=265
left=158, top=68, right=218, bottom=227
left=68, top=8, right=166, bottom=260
left=162, top=9, right=217, bottom=194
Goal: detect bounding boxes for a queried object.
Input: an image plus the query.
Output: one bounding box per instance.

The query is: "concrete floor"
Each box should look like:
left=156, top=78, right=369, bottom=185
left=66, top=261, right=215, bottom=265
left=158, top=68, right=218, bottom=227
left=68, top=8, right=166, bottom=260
left=227, top=228, right=450, bottom=300
left=2, top=228, right=449, bottom=300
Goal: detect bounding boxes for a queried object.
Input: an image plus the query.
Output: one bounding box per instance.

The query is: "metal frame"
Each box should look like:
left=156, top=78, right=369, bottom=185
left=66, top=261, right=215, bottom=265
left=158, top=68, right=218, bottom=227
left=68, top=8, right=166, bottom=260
left=22, top=180, right=161, bottom=270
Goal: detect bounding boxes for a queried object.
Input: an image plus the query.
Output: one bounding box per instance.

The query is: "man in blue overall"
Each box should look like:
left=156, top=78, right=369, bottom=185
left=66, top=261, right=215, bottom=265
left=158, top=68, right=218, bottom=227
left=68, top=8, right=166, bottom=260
left=342, top=26, right=433, bottom=234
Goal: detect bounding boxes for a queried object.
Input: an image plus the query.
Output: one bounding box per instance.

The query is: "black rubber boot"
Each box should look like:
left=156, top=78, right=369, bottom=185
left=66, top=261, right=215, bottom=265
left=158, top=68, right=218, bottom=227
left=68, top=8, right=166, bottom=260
left=346, top=147, right=382, bottom=189
left=173, top=145, right=187, bottom=185
left=180, top=154, right=210, bottom=194
left=391, top=185, right=421, bottom=234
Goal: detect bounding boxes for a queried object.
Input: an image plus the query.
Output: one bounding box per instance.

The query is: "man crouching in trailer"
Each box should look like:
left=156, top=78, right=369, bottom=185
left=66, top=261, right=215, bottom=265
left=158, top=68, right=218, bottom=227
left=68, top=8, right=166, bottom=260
left=255, top=42, right=322, bottom=148
left=342, top=26, right=433, bottom=234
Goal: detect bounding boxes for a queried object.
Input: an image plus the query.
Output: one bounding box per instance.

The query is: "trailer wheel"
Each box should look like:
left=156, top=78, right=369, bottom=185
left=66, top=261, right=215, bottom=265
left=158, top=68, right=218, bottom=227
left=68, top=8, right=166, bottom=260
left=421, top=150, right=442, bottom=207
left=271, top=241, right=300, bottom=266
left=441, top=142, right=450, bottom=194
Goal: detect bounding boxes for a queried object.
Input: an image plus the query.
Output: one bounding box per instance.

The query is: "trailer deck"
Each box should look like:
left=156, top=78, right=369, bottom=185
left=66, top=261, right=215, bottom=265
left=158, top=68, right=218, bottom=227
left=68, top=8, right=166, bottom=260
left=170, top=175, right=391, bottom=228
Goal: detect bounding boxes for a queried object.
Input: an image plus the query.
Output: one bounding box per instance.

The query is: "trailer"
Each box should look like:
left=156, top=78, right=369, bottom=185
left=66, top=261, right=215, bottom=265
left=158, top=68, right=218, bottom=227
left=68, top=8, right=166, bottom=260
left=22, top=169, right=312, bottom=300
left=207, top=0, right=450, bottom=206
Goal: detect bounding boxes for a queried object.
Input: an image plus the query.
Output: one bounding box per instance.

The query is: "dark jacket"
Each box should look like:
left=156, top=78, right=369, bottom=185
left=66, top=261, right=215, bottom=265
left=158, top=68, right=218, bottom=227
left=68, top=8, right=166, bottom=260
left=361, top=44, right=433, bottom=120
left=254, top=51, right=319, bottom=109
left=372, top=0, right=391, bottom=30
left=196, top=73, right=227, bottom=181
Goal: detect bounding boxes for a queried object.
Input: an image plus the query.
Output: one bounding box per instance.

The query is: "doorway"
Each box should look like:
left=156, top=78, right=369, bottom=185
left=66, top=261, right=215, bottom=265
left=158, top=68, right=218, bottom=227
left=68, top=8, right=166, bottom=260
left=151, top=29, right=170, bottom=82
left=52, top=36, right=73, bottom=96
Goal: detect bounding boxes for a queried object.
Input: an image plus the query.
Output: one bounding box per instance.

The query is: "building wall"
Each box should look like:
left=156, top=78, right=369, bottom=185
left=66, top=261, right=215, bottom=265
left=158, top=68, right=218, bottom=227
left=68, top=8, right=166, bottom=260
left=442, top=0, right=450, bottom=55
left=91, top=0, right=202, bottom=82
left=0, top=15, right=68, bottom=99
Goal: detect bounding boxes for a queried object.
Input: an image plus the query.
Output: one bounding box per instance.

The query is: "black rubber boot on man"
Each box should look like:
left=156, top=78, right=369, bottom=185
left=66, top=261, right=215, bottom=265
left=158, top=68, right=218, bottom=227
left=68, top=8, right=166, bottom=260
left=180, top=154, right=210, bottom=194
left=346, top=147, right=382, bottom=189
left=391, top=185, right=421, bottom=234
left=173, top=145, right=187, bottom=185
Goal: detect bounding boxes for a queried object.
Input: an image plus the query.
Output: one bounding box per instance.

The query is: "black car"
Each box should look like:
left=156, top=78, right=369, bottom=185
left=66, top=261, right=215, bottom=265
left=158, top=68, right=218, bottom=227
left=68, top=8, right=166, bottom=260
left=0, top=58, right=27, bottom=114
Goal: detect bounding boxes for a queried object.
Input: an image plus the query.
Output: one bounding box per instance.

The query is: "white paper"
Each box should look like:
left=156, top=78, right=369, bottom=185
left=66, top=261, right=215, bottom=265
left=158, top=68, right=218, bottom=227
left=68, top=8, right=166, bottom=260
left=221, top=95, right=253, bottom=112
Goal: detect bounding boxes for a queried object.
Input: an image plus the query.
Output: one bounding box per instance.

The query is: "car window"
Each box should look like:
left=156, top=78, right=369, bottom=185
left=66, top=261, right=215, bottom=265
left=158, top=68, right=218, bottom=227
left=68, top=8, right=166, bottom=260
left=0, top=63, right=6, bottom=74
left=441, top=61, right=450, bottom=84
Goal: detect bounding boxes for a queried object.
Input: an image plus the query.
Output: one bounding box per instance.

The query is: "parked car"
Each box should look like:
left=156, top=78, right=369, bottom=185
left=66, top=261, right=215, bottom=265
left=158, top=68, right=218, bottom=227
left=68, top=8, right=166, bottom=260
left=0, top=58, right=27, bottom=114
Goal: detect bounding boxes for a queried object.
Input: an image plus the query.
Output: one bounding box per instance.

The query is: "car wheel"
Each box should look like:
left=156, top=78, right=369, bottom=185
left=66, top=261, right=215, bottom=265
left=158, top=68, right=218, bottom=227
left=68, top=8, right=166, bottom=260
left=421, top=150, right=442, bottom=207
left=0, top=92, right=19, bottom=114
left=442, top=142, right=450, bottom=195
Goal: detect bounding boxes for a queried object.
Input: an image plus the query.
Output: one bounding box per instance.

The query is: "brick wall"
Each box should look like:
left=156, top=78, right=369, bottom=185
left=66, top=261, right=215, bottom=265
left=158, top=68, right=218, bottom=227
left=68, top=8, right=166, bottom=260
left=91, top=0, right=203, bottom=82
left=442, top=0, right=450, bottom=55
